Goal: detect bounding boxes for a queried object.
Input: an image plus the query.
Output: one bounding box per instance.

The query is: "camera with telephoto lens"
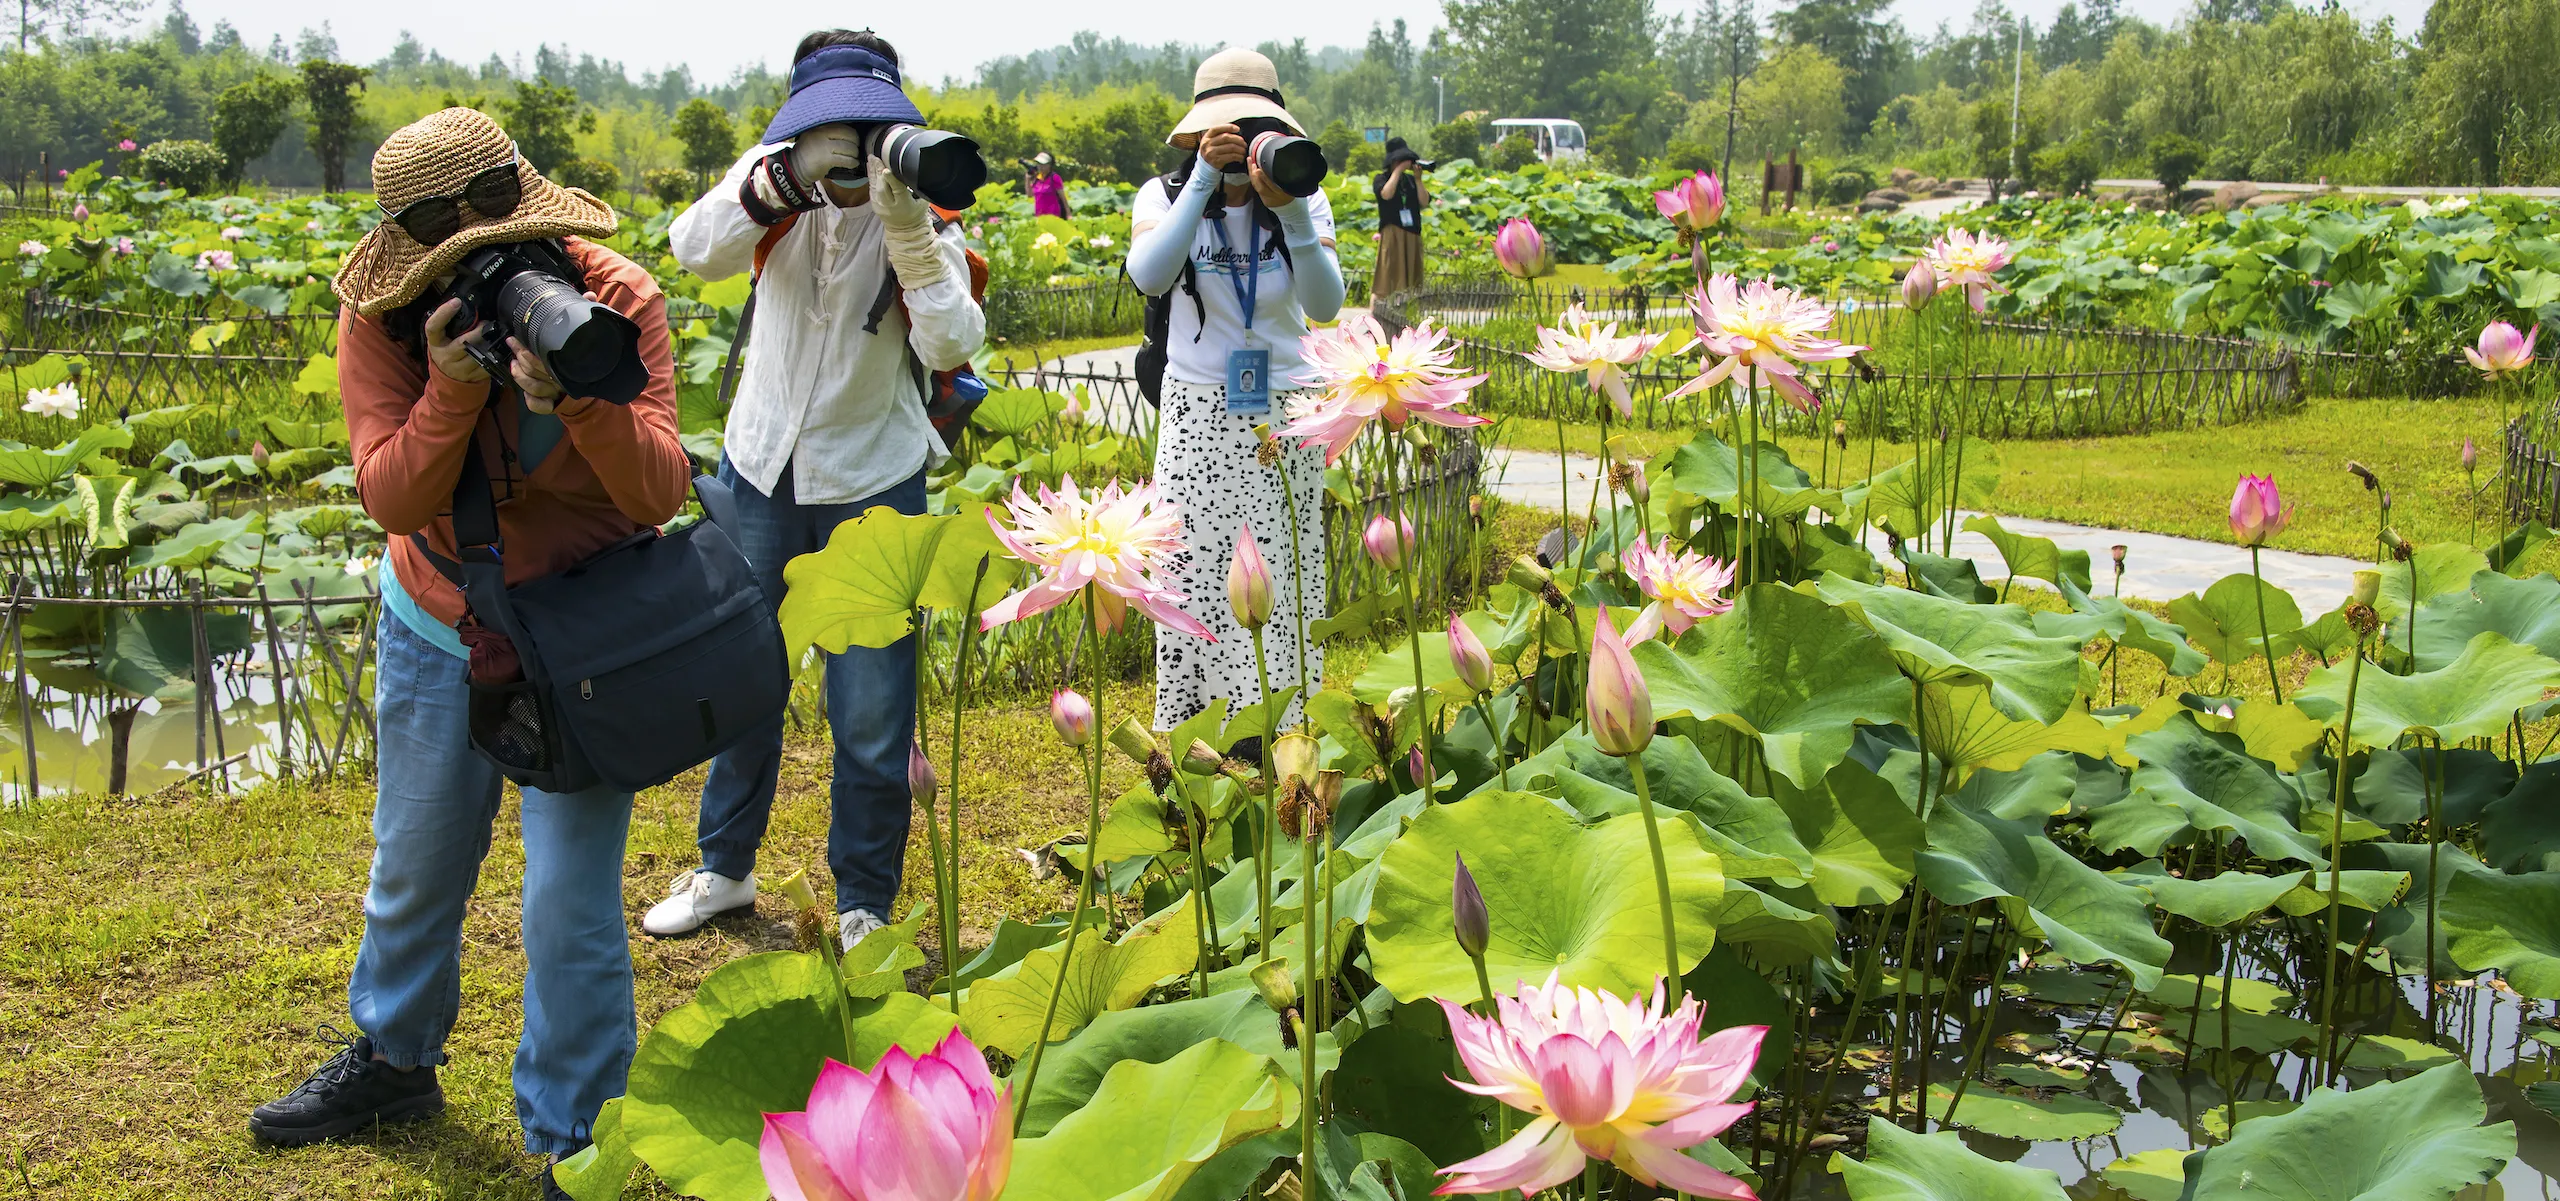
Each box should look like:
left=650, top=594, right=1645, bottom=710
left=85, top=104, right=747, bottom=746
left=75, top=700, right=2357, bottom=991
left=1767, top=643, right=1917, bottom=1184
left=818, top=123, right=988, bottom=211
left=1233, top=116, right=1328, bottom=198
left=434, top=242, right=649, bottom=406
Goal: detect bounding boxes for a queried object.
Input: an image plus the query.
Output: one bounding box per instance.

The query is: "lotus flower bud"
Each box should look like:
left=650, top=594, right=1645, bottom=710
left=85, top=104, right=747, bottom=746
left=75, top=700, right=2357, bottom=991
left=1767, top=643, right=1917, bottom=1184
left=1407, top=744, right=1432, bottom=789
left=1050, top=688, right=1095, bottom=746
left=1627, top=460, right=1652, bottom=504
left=1452, top=853, right=1490, bottom=959
left=1363, top=514, right=1416, bottom=571
left=1228, top=524, right=1275, bottom=631
left=1272, top=732, right=1320, bottom=785
left=2227, top=474, right=2291, bottom=547
left=2380, top=489, right=2394, bottom=516
left=1182, top=739, right=1224, bottom=776
left=1586, top=609, right=1653, bottom=757
left=1652, top=171, right=1725, bottom=232
left=2461, top=437, right=2478, bottom=472
left=1447, top=614, right=1494, bottom=695
left=907, top=741, right=938, bottom=805
left=2111, top=544, right=2128, bottom=568
left=1250, top=958, right=1298, bottom=1013
left=1903, top=259, right=1939, bottom=310
left=71, top=202, right=88, bottom=222
left=250, top=440, right=270, bottom=470
left=1495, top=218, right=1552, bottom=279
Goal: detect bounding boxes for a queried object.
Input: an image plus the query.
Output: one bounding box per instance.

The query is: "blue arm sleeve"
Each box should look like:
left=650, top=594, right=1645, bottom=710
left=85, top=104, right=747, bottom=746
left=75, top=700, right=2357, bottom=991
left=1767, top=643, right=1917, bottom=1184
left=1125, top=158, right=1218, bottom=297
left=1273, top=199, right=1345, bottom=322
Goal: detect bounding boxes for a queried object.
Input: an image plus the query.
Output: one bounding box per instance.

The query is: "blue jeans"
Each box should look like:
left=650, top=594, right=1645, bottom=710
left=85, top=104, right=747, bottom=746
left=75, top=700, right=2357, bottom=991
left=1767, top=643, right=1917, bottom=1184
left=696, top=458, right=924, bottom=915
left=348, top=614, right=636, bottom=1156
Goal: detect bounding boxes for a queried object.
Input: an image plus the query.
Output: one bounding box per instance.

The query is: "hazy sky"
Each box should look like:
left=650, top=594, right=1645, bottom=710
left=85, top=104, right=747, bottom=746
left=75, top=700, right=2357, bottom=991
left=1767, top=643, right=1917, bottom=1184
left=166, top=0, right=2433, bottom=88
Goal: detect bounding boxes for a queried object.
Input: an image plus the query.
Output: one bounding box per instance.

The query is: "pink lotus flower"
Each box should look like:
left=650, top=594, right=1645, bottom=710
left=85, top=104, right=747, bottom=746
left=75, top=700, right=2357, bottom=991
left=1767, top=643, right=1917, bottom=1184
left=980, top=475, right=1213, bottom=640
left=1921, top=227, right=2012, bottom=312
left=1227, top=522, right=1274, bottom=630
left=2228, top=474, right=2293, bottom=547
left=1448, top=613, right=1494, bottom=695
left=2466, top=321, right=2538, bottom=378
left=116, top=139, right=136, bottom=152
left=1666, top=273, right=1866, bottom=412
left=1363, top=513, right=1416, bottom=571
left=1822, top=240, right=1838, bottom=253
left=1585, top=609, right=1652, bottom=758
left=195, top=249, right=235, bottom=272
left=1050, top=688, right=1094, bottom=746
left=220, top=225, right=246, bottom=241
left=111, top=236, right=134, bottom=256
left=1653, top=170, right=1725, bottom=232
left=71, top=202, right=89, bottom=222
left=1901, top=259, right=1938, bottom=310
left=1283, top=313, right=1487, bottom=465
left=15, top=240, right=44, bottom=257
left=759, top=1030, right=1012, bottom=1201
left=1494, top=218, right=1551, bottom=279
left=1524, top=302, right=1676, bottom=418
left=1433, top=971, right=1766, bottom=1198
left=1619, top=535, right=1736, bottom=641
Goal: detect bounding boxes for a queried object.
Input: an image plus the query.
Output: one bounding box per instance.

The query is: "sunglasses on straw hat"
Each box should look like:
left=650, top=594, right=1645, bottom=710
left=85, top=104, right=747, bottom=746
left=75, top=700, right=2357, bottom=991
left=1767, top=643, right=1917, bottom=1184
left=377, top=145, right=523, bottom=247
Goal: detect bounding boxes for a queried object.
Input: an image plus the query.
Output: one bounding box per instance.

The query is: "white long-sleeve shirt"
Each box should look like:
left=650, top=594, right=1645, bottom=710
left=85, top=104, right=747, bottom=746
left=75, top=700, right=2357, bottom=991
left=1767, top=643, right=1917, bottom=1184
left=670, top=143, right=986, bottom=505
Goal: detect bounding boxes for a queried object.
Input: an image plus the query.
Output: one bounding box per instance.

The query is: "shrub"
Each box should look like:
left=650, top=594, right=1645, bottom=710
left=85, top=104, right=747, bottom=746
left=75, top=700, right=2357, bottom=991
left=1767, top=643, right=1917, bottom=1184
left=1429, top=116, right=1483, bottom=163
left=2149, top=133, right=2206, bottom=195
left=2032, top=131, right=2105, bottom=196
left=551, top=157, right=621, bottom=198
left=1817, top=164, right=1874, bottom=206
left=1485, top=133, right=1540, bottom=172
left=1654, top=139, right=1721, bottom=175
left=643, top=167, right=694, bottom=208
left=1342, top=138, right=1385, bottom=177
left=134, top=139, right=223, bottom=194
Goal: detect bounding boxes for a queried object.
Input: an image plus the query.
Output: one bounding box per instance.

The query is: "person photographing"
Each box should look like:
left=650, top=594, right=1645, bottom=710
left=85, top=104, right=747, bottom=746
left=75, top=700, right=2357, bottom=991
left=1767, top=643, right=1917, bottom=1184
left=655, top=30, right=986, bottom=950
left=1371, top=136, right=1430, bottom=299
left=1125, top=47, right=1342, bottom=732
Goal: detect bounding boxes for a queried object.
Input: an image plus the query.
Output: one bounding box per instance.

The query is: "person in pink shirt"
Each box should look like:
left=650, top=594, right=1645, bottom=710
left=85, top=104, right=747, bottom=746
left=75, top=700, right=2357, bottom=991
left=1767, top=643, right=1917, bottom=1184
left=1028, top=151, right=1068, bottom=217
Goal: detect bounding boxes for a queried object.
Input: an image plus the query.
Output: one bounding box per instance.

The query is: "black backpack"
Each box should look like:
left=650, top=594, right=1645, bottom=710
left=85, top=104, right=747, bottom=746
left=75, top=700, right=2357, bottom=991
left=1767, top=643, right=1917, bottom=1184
left=1132, top=166, right=1294, bottom=406
left=414, top=393, right=790, bottom=795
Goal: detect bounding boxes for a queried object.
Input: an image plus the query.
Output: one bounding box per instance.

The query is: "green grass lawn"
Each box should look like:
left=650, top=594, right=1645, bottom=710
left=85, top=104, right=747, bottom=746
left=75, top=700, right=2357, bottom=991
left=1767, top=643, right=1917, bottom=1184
left=1484, top=392, right=2560, bottom=575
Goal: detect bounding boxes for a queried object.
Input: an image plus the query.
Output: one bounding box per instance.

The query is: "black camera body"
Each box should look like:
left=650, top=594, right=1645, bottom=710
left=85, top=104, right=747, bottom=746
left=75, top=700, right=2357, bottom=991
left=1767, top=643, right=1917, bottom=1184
left=434, top=242, right=648, bottom=406
left=814, top=123, right=988, bottom=211
left=1233, top=116, right=1328, bottom=198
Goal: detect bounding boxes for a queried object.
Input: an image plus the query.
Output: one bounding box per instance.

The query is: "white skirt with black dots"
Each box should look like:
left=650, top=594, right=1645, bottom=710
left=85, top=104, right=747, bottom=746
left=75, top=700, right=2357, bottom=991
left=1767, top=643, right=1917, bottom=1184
left=1150, top=377, right=1329, bottom=733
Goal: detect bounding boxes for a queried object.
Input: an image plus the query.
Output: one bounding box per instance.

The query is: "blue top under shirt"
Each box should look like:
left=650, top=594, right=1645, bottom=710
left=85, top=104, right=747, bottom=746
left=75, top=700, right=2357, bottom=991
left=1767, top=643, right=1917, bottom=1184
left=380, top=404, right=565, bottom=660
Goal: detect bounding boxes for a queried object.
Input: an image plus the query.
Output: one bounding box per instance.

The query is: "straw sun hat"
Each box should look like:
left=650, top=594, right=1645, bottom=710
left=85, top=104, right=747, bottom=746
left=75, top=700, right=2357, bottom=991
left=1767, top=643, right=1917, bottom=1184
left=1168, top=47, right=1307, bottom=143
left=332, top=107, right=618, bottom=316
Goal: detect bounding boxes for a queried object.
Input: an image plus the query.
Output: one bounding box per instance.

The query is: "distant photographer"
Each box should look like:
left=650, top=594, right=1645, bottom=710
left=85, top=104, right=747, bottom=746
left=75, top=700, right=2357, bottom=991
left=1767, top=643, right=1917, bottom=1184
left=1371, top=136, right=1431, bottom=299
left=1125, top=47, right=1343, bottom=732
left=253, top=107, right=689, bottom=1192
left=657, top=30, right=986, bottom=951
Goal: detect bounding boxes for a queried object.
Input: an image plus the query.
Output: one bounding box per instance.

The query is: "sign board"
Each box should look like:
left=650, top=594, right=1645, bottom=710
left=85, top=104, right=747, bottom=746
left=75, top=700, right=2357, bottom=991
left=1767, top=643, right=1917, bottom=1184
left=1364, top=126, right=1390, bottom=144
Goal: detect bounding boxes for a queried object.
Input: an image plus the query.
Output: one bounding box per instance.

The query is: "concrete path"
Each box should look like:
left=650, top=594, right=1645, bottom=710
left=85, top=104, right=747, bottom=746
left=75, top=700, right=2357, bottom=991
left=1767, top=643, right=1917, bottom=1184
left=2092, top=178, right=2560, bottom=199
left=1482, top=447, right=2365, bottom=611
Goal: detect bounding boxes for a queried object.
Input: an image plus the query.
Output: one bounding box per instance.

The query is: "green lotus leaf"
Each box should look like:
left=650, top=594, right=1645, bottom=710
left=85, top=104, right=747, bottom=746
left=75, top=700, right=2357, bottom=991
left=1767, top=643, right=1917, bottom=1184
left=1368, top=789, right=1725, bottom=1001
left=2342, top=1033, right=2459, bottom=1072
left=262, top=414, right=348, bottom=449
left=2294, top=605, right=2360, bottom=662
left=1635, top=582, right=1912, bottom=787
left=551, top=1096, right=635, bottom=1201
left=128, top=512, right=263, bottom=571
left=1541, top=737, right=1812, bottom=883
left=2166, top=572, right=2305, bottom=668
left=2342, top=840, right=2497, bottom=975
left=2172, top=1062, right=2513, bottom=1201
left=1768, top=757, right=1925, bottom=907
left=2099, top=1147, right=2190, bottom=1201
left=2045, top=579, right=2208, bottom=676
left=1918, top=682, right=2116, bottom=784
left=1964, top=514, right=2093, bottom=593
left=2224, top=700, right=2327, bottom=772
left=2089, top=714, right=2326, bottom=866
left=70, top=473, right=135, bottom=551
left=1664, top=429, right=1813, bottom=508
left=1812, top=573, right=2085, bottom=723
left=2480, top=761, right=2560, bottom=871
left=1947, top=752, right=2081, bottom=821
left=778, top=503, right=1022, bottom=655
left=1916, top=797, right=2173, bottom=989
left=97, top=605, right=253, bottom=700
left=0, top=494, right=73, bottom=540
left=2297, top=631, right=2560, bottom=747
left=2413, top=571, right=2560, bottom=670
left=1705, top=876, right=1841, bottom=965
left=1920, top=1082, right=2125, bottom=1141
left=2115, top=859, right=2311, bottom=927
left=972, top=387, right=1053, bottom=436
left=1006, top=1038, right=1297, bottom=1201
left=961, top=902, right=1199, bottom=1057
left=2491, top=521, right=2557, bottom=577
left=1830, top=1116, right=2070, bottom=1201
left=2272, top=868, right=2410, bottom=916
left=1333, top=999, right=1496, bottom=1166
left=1901, top=548, right=1997, bottom=603
left=0, top=423, right=135, bottom=489
left=2441, top=869, right=2560, bottom=999
left=2375, top=542, right=2491, bottom=623
left=623, top=953, right=959, bottom=1201
left=1350, top=616, right=1507, bottom=701
left=2143, top=972, right=2296, bottom=1015
left=1010, top=990, right=1337, bottom=1136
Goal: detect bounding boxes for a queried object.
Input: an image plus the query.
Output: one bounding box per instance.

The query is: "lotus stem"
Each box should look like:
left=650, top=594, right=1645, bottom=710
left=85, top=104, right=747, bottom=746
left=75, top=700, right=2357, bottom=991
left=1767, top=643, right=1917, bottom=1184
left=1473, top=695, right=1511, bottom=789
left=1300, top=823, right=1322, bottom=1195
left=1625, top=754, right=1684, bottom=993
left=1385, top=441, right=1435, bottom=805
left=1253, top=626, right=1277, bottom=961
left=944, top=556, right=992, bottom=1014
left=2248, top=546, right=2284, bottom=704
left=1013, top=587, right=1108, bottom=1134
left=1787, top=908, right=1882, bottom=1181
left=2318, top=637, right=2367, bottom=1085
left=1938, top=921, right=2017, bottom=1127
left=2426, top=734, right=2446, bottom=1036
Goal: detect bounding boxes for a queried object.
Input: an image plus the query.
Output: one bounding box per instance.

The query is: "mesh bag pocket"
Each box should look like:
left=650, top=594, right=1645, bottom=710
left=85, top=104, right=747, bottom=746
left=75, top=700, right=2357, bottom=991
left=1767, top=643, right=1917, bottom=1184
left=469, top=679, right=558, bottom=776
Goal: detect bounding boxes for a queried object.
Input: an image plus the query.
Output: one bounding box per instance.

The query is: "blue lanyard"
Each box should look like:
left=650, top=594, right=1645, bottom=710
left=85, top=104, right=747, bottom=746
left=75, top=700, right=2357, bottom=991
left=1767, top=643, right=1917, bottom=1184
left=1208, top=208, right=1260, bottom=332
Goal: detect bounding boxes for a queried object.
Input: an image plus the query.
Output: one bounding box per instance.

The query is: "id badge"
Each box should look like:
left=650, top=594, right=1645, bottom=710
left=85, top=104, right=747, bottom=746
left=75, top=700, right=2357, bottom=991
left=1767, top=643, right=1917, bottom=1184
left=1226, top=347, right=1272, bottom=416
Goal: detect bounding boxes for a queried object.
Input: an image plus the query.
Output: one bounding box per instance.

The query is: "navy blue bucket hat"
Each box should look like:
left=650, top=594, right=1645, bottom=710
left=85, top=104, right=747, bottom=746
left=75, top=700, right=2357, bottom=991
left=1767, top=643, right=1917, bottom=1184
left=762, top=45, right=924, bottom=144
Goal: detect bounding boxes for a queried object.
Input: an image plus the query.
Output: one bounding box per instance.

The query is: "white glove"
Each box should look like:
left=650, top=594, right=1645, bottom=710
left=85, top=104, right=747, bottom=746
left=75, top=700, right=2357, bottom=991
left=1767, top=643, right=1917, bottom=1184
left=871, top=153, right=948, bottom=290
left=788, top=125, right=863, bottom=190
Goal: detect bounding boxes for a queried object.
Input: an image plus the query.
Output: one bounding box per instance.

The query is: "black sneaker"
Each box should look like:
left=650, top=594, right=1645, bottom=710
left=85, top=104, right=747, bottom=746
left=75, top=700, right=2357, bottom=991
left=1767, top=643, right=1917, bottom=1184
left=537, top=1146, right=589, bottom=1201
left=249, top=1026, right=445, bottom=1145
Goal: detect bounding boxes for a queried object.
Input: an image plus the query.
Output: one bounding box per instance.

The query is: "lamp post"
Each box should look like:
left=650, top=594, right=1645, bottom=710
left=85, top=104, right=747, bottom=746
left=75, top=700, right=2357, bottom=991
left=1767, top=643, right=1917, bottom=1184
left=1433, top=76, right=1445, bottom=125
left=2007, top=15, right=2026, bottom=197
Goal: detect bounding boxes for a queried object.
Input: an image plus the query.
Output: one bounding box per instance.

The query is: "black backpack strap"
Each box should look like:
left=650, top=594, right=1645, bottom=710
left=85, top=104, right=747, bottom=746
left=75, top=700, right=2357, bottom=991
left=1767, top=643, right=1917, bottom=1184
left=406, top=383, right=514, bottom=626
left=863, top=262, right=901, bottom=335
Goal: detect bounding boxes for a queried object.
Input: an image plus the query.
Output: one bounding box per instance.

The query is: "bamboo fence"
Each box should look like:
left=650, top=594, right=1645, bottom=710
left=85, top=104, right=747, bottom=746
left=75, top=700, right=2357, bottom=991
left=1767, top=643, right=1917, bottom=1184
left=2508, top=402, right=2560, bottom=527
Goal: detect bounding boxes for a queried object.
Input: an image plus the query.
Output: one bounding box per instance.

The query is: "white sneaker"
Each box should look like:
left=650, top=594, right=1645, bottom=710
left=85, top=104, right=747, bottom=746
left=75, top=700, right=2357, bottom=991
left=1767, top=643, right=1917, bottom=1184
left=642, top=869, right=757, bottom=937
left=839, top=908, right=888, bottom=954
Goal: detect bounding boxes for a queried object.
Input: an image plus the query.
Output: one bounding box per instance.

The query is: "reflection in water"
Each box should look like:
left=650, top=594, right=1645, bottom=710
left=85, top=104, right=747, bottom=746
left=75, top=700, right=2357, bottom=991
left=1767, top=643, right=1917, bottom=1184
left=3, top=653, right=372, bottom=802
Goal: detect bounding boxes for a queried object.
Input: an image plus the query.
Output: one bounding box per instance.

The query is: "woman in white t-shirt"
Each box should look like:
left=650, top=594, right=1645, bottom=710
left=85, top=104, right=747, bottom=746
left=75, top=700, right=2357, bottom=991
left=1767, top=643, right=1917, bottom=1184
left=1125, top=46, right=1345, bottom=733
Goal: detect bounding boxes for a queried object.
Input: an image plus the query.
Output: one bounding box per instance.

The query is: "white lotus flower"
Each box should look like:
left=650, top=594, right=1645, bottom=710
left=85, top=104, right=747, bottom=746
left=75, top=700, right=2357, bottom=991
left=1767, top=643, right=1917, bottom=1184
left=22, top=382, right=80, bottom=419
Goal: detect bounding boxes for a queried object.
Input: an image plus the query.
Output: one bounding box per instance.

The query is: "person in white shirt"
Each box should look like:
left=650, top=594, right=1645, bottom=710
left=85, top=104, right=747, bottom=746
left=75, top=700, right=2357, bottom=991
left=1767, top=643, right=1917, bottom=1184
left=1125, top=47, right=1345, bottom=737
left=654, top=29, right=984, bottom=950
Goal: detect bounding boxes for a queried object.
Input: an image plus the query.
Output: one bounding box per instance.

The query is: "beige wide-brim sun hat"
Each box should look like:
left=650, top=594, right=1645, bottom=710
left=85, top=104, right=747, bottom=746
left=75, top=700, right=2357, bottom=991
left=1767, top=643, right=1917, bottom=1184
left=333, top=107, right=618, bottom=316
left=1168, top=47, right=1308, bottom=143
